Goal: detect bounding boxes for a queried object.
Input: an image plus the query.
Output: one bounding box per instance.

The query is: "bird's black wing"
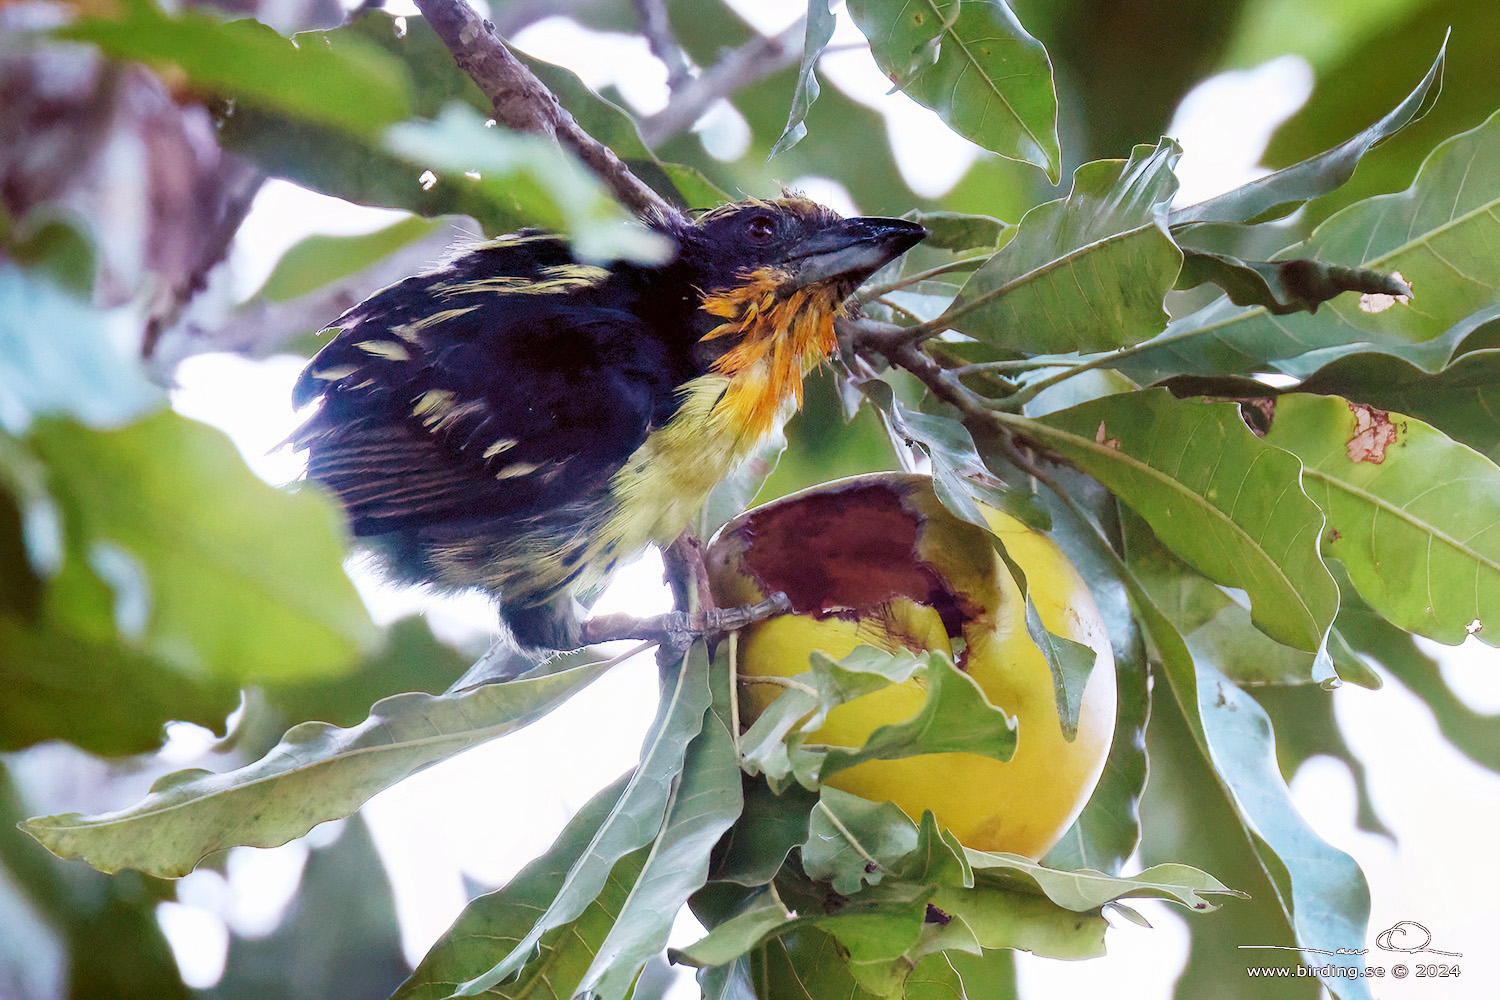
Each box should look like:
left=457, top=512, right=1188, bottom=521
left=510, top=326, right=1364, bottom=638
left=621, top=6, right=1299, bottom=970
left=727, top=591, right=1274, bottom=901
left=290, top=244, right=681, bottom=539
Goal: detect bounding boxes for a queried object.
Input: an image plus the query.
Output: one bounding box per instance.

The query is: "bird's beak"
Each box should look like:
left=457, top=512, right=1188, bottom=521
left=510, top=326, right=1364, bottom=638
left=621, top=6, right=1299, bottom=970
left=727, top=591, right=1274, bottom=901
left=788, top=216, right=929, bottom=290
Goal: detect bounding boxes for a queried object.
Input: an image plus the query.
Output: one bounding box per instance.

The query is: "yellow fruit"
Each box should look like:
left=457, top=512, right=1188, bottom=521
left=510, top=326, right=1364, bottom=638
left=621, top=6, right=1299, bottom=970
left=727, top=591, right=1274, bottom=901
left=706, top=473, right=1116, bottom=859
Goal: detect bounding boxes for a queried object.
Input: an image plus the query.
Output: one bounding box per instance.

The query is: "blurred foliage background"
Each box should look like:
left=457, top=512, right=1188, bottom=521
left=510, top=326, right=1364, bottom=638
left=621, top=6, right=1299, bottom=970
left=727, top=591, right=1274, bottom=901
left=3, top=0, right=1499, bottom=997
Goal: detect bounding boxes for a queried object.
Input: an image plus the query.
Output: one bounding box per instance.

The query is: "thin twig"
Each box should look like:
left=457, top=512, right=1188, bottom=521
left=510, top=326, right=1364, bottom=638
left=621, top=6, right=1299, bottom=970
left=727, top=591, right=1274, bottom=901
left=632, top=0, right=692, bottom=91
left=639, top=20, right=804, bottom=147
left=413, top=0, right=682, bottom=222
left=856, top=256, right=987, bottom=302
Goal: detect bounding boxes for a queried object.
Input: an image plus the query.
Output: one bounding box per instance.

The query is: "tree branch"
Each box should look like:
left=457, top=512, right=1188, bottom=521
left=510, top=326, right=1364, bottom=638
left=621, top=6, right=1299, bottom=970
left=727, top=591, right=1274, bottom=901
left=412, top=0, right=683, bottom=223
left=639, top=20, right=804, bottom=147
left=632, top=0, right=692, bottom=92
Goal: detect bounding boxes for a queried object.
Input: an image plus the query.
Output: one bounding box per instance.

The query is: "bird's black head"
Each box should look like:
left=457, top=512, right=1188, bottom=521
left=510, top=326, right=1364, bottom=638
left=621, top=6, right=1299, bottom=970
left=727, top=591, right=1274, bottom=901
left=659, top=196, right=928, bottom=303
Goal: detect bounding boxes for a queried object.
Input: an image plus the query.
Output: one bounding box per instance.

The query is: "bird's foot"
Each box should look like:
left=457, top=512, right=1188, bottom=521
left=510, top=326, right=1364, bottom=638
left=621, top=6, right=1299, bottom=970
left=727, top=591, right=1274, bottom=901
left=578, top=592, right=792, bottom=651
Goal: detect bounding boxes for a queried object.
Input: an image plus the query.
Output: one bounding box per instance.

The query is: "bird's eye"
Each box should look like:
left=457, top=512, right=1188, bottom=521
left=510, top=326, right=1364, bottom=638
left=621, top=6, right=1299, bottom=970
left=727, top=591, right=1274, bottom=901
left=745, top=215, right=776, bottom=243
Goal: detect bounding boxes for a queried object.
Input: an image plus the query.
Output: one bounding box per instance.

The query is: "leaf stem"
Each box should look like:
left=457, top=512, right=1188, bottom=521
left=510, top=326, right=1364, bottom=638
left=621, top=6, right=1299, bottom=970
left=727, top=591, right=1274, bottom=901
left=737, top=674, right=819, bottom=696
left=857, top=256, right=986, bottom=302
left=815, top=799, right=883, bottom=871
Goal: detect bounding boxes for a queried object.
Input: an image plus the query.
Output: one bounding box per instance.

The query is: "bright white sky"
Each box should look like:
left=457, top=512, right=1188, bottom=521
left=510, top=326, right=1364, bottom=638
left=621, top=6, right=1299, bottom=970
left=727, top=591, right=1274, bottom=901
left=156, top=1, right=1500, bottom=997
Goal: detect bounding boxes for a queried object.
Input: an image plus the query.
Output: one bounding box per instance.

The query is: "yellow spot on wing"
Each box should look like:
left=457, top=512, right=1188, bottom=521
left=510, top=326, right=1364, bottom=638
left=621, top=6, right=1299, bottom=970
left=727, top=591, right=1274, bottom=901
left=356, top=340, right=411, bottom=361
left=496, top=461, right=541, bottom=480
left=311, top=364, right=359, bottom=381
left=483, top=438, right=519, bottom=459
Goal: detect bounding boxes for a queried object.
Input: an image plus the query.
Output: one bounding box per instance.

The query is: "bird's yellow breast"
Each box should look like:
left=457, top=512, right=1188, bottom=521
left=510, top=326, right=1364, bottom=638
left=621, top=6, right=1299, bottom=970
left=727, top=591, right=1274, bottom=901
left=595, top=274, right=844, bottom=569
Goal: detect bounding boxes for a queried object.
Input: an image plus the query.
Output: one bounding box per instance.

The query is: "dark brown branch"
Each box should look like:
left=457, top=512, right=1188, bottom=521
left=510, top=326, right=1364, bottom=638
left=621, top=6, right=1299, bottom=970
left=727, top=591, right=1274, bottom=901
left=413, top=0, right=683, bottom=223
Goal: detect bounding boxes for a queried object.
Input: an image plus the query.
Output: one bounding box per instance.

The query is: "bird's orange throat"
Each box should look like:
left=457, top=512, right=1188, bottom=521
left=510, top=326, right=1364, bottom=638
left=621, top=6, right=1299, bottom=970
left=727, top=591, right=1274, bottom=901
left=698, top=267, right=846, bottom=440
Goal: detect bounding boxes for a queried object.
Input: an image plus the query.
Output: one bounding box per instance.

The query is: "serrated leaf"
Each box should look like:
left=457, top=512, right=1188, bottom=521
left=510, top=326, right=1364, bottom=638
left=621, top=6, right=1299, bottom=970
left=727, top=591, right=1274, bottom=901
left=1013, top=389, right=1338, bottom=652
left=942, top=140, right=1183, bottom=353
left=58, top=0, right=411, bottom=136
left=1127, top=107, right=1500, bottom=379
left=1170, top=41, right=1446, bottom=227
left=847, top=0, right=1060, bottom=179
left=1264, top=393, right=1500, bottom=645
left=453, top=644, right=713, bottom=995
left=21, top=650, right=614, bottom=877
left=769, top=0, right=838, bottom=159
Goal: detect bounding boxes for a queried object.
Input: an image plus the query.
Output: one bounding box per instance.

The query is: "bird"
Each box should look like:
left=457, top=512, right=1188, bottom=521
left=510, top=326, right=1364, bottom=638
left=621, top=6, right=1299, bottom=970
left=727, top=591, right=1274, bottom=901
left=290, top=196, right=927, bottom=650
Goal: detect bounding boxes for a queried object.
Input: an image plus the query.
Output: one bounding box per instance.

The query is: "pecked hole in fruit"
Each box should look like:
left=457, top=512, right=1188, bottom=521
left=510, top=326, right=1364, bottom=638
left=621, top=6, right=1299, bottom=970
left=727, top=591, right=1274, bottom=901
left=732, top=482, right=979, bottom=638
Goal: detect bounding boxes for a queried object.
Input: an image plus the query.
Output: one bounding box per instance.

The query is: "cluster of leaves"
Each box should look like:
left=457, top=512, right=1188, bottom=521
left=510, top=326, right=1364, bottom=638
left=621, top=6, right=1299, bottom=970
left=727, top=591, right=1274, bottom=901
left=7, top=0, right=1500, bottom=999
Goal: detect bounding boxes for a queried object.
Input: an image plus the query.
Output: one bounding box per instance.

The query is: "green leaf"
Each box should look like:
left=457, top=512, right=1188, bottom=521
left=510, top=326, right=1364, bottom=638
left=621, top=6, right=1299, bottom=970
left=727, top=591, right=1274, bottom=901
left=26, top=412, right=376, bottom=683
left=904, top=211, right=1007, bottom=252
left=1264, top=392, right=1500, bottom=645
left=769, top=0, right=838, bottom=159
left=1127, top=107, right=1500, bottom=378
left=1298, top=346, right=1500, bottom=462
left=576, top=650, right=744, bottom=1000
left=1194, top=663, right=1376, bottom=998
left=847, top=0, right=1060, bottom=180
left=817, top=653, right=1018, bottom=781
left=58, top=0, right=411, bottom=136
left=1013, top=389, right=1339, bottom=652
left=750, top=926, right=883, bottom=1000
left=1175, top=251, right=1412, bottom=316
left=963, top=852, right=1241, bottom=912
left=255, top=216, right=439, bottom=303
left=1123, top=546, right=1377, bottom=999
left=1170, top=40, right=1446, bottom=226
left=385, top=104, right=670, bottom=263
left=391, top=774, right=634, bottom=999
left=0, top=267, right=161, bottom=432
left=453, top=644, right=713, bottom=994
left=1123, top=509, right=1338, bottom=687
left=801, top=788, right=921, bottom=895
left=927, top=888, right=1106, bottom=962
left=1037, top=483, right=1151, bottom=874
left=21, top=650, right=614, bottom=877
left=672, top=887, right=797, bottom=969
left=711, top=780, right=817, bottom=888
left=906, top=949, right=1016, bottom=1000
left=942, top=141, right=1183, bottom=353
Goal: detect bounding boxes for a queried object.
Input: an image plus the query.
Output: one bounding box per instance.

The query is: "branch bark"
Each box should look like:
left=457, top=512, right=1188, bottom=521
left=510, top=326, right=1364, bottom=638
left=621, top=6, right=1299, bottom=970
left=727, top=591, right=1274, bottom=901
left=412, top=0, right=683, bottom=223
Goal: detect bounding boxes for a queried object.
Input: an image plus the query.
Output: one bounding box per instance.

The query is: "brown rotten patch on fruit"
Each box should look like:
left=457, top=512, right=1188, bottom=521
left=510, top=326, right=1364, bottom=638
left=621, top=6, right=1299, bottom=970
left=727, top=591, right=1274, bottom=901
left=710, top=481, right=983, bottom=642
left=706, top=473, right=1117, bottom=858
